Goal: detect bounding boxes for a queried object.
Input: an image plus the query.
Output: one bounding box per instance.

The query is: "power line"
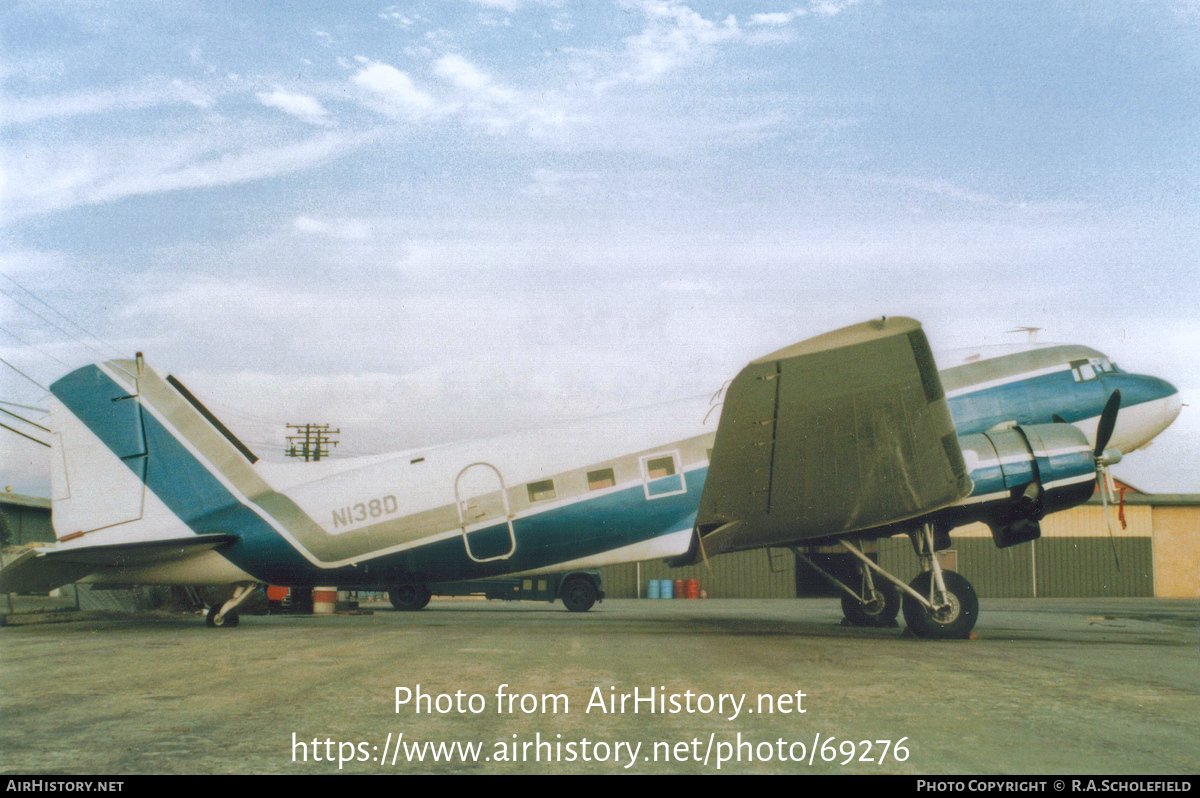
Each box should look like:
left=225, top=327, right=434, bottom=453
left=0, top=287, right=113, bottom=363
left=0, top=324, right=73, bottom=369
left=0, top=405, right=50, bottom=432
left=0, top=421, right=49, bottom=447
left=0, top=399, right=48, bottom=414
left=0, top=355, right=50, bottom=392
left=0, top=272, right=122, bottom=358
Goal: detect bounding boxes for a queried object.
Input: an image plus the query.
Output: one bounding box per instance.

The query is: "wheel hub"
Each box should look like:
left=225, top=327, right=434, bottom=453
left=861, top=589, right=886, bottom=616
left=930, top=592, right=962, bottom=625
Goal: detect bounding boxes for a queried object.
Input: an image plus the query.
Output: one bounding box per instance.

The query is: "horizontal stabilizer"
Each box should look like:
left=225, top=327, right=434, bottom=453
left=0, top=535, right=237, bottom=594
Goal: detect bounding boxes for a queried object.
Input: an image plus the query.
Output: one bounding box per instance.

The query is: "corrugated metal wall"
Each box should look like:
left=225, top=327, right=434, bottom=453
left=599, top=503, right=1163, bottom=600
left=598, top=548, right=797, bottom=599
left=878, top=536, right=1154, bottom=598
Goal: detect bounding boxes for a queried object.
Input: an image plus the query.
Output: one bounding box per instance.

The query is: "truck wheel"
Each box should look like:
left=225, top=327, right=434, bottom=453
left=390, top=584, right=431, bottom=611
left=560, top=576, right=597, bottom=613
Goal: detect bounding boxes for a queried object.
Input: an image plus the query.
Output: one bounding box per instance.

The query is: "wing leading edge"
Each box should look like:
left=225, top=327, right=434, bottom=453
left=695, top=317, right=972, bottom=556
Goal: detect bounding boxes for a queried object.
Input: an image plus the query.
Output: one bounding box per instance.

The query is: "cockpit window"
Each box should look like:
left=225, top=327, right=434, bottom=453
left=1070, top=359, right=1099, bottom=382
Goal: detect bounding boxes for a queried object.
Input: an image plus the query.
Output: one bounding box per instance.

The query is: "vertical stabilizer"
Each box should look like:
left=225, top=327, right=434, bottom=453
left=49, top=360, right=148, bottom=540
left=48, top=356, right=262, bottom=546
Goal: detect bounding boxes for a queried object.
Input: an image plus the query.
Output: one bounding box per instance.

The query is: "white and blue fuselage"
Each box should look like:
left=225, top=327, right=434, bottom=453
left=44, top=342, right=1180, bottom=589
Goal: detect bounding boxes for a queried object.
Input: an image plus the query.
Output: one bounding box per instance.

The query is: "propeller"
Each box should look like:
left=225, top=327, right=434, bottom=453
left=1094, top=389, right=1121, bottom=457
left=1093, top=390, right=1122, bottom=569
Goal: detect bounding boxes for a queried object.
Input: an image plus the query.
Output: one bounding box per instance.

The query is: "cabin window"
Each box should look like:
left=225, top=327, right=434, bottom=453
left=527, top=479, right=557, bottom=503
left=640, top=452, right=686, bottom=499
left=647, top=456, right=675, bottom=478
left=587, top=468, right=616, bottom=490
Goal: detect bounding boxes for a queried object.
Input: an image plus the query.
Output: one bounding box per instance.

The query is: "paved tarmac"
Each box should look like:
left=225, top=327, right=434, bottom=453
left=1, top=597, right=1197, bottom=774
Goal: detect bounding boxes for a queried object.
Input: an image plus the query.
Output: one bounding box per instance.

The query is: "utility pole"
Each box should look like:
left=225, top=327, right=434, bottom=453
left=285, top=423, right=339, bottom=462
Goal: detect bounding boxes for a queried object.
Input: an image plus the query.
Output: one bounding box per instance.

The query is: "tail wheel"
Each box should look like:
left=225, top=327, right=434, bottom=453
left=902, top=570, right=978, bottom=640
left=841, top=579, right=900, bottom=627
left=205, top=608, right=239, bottom=628
left=389, top=584, right=431, bottom=611
left=560, top=576, right=598, bottom=613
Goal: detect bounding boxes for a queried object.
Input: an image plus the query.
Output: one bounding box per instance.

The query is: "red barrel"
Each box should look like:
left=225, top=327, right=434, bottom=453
left=674, top=579, right=685, bottom=599
left=686, top=579, right=700, bottom=599
left=313, top=587, right=338, bottom=614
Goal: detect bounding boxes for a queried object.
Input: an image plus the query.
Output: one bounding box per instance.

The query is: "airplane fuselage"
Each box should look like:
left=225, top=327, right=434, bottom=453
left=46, top=342, right=1180, bottom=589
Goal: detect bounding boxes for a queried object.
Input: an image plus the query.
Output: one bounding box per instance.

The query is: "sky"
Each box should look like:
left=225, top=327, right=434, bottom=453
left=1, top=0, right=1198, bottom=496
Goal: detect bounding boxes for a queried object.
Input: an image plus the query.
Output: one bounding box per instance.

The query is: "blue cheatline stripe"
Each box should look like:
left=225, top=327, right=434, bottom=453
left=948, top=369, right=1176, bottom=436
left=50, top=364, right=701, bottom=587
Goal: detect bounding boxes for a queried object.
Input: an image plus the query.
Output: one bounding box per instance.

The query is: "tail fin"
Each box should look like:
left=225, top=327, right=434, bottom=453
left=49, top=355, right=259, bottom=544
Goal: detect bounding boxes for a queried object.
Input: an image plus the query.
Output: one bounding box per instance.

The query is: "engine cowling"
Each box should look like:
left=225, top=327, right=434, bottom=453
left=946, top=423, right=1097, bottom=548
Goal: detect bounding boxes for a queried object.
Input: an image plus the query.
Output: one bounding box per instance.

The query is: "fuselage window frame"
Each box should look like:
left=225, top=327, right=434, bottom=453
left=640, top=451, right=687, bottom=500
left=526, top=479, right=557, bottom=504
left=587, top=467, right=616, bottom=491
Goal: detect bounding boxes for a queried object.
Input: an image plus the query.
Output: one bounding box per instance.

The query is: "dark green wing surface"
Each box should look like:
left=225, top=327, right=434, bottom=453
left=697, top=317, right=972, bottom=554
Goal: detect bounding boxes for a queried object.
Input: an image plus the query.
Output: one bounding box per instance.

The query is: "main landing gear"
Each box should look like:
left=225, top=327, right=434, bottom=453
left=389, top=584, right=432, bottom=611
left=796, top=523, right=979, bottom=640
left=205, top=582, right=262, bottom=628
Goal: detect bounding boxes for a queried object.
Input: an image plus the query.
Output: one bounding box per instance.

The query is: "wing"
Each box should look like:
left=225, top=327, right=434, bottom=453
left=696, top=317, right=972, bottom=555
left=0, top=534, right=237, bottom=593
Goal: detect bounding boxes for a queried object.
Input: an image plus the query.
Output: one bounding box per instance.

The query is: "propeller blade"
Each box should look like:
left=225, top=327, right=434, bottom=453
left=1094, top=389, right=1121, bottom=457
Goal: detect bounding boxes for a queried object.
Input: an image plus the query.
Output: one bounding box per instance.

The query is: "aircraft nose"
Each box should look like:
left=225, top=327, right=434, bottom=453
left=1104, top=373, right=1181, bottom=452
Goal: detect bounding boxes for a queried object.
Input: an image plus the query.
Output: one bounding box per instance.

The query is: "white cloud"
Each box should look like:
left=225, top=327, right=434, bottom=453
left=256, top=89, right=332, bottom=126
left=352, top=61, right=441, bottom=118
left=463, top=0, right=521, bottom=11
left=615, top=0, right=741, bottom=84
left=749, top=10, right=805, bottom=26
left=1, top=80, right=214, bottom=127
left=810, top=0, right=862, bottom=16
left=434, top=54, right=516, bottom=103
left=3, top=132, right=362, bottom=218
left=293, top=216, right=372, bottom=240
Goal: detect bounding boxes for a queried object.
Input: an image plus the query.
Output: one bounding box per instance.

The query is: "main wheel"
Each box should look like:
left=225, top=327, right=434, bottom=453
left=560, top=576, right=598, bottom=613
left=389, top=584, right=431, bottom=611
left=205, top=608, right=239, bottom=628
left=901, top=570, right=978, bottom=639
left=841, top=578, right=900, bottom=627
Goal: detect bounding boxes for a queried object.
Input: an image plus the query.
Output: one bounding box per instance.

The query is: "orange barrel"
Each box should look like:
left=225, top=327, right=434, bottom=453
left=313, top=586, right=338, bottom=614
left=265, top=585, right=289, bottom=602
left=686, top=579, right=700, bottom=599
left=674, top=579, right=685, bottom=599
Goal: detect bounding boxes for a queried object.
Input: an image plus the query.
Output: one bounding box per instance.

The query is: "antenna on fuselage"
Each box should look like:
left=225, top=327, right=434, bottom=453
left=1006, top=326, right=1044, bottom=344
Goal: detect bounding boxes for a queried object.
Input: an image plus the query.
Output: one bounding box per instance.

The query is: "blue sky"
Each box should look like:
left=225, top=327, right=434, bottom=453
left=2, top=0, right=1198, bottom=494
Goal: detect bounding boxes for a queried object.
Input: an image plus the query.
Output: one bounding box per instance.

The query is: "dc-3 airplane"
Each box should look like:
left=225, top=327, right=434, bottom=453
left=0, top=318, right=1181, bottom=638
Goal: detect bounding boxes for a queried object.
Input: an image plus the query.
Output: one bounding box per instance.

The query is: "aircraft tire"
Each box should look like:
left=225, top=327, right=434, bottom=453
left=902, top=570, right=978, bottom=640
left=841, top=579, right=900, bottom=627
left=205, top=608, right=240, bottom=628
left=390, top=584, right=432, bottom=611
left=560, top=576, right=598, bottom=613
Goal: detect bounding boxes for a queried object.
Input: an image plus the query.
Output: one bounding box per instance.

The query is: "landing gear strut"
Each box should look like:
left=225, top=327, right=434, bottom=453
left=205, top=583, right=261, bottom=628
left=794, top=545, right=900, bottom=627
left=798, top=524, right=979, bottom=639
left=899, top=523, right=978, bottom=640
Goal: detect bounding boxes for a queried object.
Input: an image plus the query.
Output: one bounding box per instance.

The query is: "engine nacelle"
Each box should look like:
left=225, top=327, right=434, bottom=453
left=946, top=423, right=1096, bottom=549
